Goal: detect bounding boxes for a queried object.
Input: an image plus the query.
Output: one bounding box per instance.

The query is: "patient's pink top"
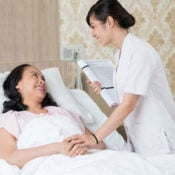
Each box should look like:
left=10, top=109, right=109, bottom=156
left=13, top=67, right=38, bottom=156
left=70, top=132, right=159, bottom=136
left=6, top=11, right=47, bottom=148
left=0, top=106, right=85, bottom=139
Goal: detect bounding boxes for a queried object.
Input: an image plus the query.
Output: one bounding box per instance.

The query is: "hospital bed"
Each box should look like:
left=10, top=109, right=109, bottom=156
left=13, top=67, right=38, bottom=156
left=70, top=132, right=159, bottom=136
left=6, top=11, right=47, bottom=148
left=0, top=67, right=175, bottom=175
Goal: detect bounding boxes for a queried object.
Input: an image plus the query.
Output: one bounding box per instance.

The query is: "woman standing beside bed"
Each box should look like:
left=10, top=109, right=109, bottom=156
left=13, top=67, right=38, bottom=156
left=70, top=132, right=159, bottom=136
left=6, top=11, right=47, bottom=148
left=0, top=64, right=106, bottom=168
left=67, top=0, right=175, bottom=156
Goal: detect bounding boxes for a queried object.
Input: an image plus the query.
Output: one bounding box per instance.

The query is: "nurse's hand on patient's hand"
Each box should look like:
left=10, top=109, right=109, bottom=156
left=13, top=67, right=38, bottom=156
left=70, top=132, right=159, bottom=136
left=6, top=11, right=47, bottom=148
left=61, top=140, right=88, bottom=157
left=87, top=80, right=101, bottom=94
left=66, top=134, right=97, bottom=148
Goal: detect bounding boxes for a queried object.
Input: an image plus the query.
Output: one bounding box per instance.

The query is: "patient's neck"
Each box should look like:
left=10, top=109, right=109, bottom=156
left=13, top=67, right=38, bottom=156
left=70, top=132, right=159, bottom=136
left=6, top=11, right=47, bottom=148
left=26, top=102, right=48, bottom=114
left=27, top=107, right=48, bottom=114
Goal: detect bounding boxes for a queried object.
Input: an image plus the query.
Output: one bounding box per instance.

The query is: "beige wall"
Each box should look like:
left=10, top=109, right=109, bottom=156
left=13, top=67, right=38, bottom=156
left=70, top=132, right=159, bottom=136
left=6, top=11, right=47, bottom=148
left=59, top=0, right=175, bottom=96
left=0, top=0, right=59, bottom=68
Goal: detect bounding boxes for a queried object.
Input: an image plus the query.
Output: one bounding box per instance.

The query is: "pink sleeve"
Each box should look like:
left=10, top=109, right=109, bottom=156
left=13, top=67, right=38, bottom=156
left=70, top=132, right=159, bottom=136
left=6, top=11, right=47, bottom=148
left=0, top=111, right=20, bottom=138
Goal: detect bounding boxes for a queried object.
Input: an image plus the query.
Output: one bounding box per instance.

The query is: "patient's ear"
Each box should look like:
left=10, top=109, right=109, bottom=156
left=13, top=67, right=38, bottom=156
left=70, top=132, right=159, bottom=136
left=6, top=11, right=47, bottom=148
left=16, top=83, right=21, bottom=90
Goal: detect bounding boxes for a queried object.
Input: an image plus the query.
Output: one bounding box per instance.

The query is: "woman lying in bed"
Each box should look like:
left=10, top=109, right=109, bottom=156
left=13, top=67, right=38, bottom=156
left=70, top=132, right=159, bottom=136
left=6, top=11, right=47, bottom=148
left=0, top=64, right=106, bottom=168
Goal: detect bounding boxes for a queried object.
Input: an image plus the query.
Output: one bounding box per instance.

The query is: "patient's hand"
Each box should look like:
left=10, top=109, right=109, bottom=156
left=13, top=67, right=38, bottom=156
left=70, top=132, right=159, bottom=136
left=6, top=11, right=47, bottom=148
left=67, top=143, right=89, bottom=157
left=61, top=140, right=88, bottom=157
left=87, top=80, right=102, bottom=94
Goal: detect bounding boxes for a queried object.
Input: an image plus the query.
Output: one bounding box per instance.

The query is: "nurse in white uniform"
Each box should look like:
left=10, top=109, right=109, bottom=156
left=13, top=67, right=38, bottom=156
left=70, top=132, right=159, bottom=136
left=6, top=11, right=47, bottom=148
left=67, top=0, right=175, bottom=156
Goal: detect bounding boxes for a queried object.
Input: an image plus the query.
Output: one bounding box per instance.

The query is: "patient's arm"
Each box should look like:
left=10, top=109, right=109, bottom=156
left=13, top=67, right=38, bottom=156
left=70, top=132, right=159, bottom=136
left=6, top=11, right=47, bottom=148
left=0, top=128, right=75, bottom=168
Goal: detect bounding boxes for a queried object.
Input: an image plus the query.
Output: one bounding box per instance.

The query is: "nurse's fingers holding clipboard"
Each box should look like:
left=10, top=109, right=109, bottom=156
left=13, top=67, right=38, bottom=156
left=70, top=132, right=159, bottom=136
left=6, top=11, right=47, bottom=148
left=87, top=80, right=102, bottom=94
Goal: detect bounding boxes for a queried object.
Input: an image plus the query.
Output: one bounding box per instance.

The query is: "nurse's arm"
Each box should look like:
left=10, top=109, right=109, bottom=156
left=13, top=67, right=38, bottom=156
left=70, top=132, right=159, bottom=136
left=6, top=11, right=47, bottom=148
left=95, top=93, right=140, bottom=142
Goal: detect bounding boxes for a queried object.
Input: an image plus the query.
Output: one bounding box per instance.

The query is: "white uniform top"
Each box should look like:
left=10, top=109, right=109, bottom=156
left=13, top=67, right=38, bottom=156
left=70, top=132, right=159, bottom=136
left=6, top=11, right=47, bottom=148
left=113, top=33, right=175, bottom=156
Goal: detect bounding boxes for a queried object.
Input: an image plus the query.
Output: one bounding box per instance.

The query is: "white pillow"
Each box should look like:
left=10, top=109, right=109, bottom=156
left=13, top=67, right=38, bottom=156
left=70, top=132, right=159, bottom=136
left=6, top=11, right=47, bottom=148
left=0, top=72, right=9, bottom=113
left=0, top=67, right=94, bottom=124
left=41, top=67, right=94, bottom=124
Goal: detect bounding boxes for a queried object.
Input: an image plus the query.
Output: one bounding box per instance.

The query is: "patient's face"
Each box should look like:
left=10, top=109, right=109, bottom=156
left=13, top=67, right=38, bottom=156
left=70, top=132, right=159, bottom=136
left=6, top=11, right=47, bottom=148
left=16, top=66, right=47, bottom=104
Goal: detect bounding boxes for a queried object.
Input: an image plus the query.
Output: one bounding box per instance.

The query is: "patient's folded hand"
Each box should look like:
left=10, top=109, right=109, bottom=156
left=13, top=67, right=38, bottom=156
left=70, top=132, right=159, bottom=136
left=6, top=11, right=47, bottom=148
left=68, top=143, right=89, bottom=157
left=61, top=140, right=88, bottom=157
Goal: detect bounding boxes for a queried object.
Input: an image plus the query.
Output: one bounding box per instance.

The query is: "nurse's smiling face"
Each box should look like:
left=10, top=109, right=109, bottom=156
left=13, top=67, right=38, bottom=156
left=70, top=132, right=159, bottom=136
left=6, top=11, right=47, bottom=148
left=89, top=16, right=112, bottom=46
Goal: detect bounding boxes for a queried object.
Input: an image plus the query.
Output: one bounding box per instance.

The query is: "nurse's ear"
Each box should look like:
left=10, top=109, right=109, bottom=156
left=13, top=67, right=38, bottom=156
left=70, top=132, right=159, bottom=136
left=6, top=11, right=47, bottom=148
left=106, top=16, right=116, bottom=29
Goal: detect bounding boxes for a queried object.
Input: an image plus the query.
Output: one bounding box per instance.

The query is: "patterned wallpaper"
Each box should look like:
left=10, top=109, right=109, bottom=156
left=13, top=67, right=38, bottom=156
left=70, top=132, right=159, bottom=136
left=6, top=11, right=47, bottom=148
left=59, top=0, right=175, bottom=97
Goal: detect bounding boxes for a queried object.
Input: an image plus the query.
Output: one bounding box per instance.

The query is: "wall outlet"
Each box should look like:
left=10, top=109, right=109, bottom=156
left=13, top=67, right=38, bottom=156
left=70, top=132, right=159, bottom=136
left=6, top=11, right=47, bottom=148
left=61, top=44, right=84, bottom=61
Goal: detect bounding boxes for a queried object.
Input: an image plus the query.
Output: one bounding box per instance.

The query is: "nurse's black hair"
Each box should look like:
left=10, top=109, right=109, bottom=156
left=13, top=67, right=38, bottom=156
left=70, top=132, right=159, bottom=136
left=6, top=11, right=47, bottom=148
left=86, top=0, right=135, bottom=29
left=2, top=64, right=58, bottom=113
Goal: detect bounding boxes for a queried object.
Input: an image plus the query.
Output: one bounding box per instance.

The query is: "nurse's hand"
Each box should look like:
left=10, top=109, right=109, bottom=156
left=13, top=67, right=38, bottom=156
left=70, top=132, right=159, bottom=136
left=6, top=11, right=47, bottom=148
left=66, top=133, right=97, bottom=148
left=61, top=140, right=88, bottom=157
left=87, top=80, right=102, bottom=94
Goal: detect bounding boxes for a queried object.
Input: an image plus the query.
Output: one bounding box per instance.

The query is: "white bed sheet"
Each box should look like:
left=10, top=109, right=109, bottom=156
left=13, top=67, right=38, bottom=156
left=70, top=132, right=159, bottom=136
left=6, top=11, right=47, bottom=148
left=1, top=153, right=175, bottom=175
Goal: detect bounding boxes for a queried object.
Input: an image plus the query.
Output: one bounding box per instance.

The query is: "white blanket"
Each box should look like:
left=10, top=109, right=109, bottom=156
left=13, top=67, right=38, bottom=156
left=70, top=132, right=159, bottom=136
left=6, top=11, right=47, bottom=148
left=0, top=115, right=169, bottom=175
